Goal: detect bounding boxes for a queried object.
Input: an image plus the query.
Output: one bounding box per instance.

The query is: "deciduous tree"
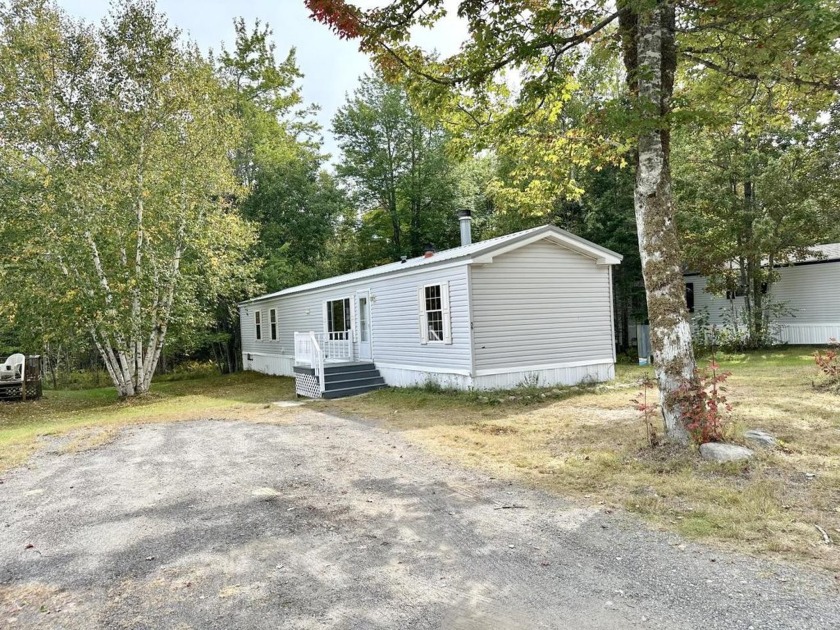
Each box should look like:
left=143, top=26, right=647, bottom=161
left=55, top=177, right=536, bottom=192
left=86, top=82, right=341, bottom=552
left=307, top=0, right=840, bottom=441
left=0, top=0, right=259, bottom=396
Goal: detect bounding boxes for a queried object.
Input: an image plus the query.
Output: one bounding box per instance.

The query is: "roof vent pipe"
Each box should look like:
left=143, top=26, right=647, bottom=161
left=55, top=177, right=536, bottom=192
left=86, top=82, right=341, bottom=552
left=423, top=243, right=436, bottom=258
left=458, top=209, right=472, bottom=246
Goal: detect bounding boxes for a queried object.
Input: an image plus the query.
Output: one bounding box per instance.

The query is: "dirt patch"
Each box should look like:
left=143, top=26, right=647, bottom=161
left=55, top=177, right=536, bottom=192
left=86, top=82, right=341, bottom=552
left=471, top=422, right=519, bottom=436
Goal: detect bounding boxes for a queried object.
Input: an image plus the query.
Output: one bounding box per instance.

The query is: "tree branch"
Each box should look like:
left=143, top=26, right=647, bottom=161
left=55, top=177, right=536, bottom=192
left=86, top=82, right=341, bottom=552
left=681, top=52, right=839, bottom=92
left=377, top=9, right=623, bottom=87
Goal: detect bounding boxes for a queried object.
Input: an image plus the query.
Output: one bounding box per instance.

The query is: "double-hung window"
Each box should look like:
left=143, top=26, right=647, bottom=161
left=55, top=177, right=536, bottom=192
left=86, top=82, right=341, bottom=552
left=418, top=282, right=452, bottom=344
left=325, top=298, right=351, bottom=340
left=255, top=311, right=262, bottom=341
left=269, top=308, right=278, bottom=341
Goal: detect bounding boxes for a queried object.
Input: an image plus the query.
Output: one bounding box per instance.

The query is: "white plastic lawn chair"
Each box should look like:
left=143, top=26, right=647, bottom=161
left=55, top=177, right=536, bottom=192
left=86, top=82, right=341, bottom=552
left=0, top=353, right=25, bottom=381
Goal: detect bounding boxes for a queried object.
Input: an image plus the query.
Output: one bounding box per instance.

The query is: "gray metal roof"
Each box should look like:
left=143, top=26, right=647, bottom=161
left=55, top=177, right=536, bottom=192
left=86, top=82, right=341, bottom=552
left=240, top=224, right=623, bottom=305
left=799, top=243, right=840, bottom=263
left=684, top=242, right=840, bottom=276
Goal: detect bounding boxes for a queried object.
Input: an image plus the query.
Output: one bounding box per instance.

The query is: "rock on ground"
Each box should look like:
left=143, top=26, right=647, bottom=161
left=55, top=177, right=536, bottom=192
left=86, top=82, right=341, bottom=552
left=700, top=442, right=755, bottom=462
left=743, top=429, right=779, bottom=449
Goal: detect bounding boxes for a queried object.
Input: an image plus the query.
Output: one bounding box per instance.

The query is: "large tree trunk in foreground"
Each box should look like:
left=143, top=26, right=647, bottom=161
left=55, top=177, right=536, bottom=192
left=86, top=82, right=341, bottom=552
left=623, top=2, right=696, bottom=442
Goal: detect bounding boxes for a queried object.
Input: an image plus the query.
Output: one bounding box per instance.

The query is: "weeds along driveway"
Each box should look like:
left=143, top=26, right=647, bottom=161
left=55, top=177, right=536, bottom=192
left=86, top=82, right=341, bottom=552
left=1, top=411, right=838, bottom=630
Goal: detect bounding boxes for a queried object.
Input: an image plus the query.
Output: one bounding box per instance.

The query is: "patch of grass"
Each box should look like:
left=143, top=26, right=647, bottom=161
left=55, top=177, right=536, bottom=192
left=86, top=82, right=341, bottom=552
left=322, top=347, right=840, bottom=572
left=0, top=371, right=295, bottom=472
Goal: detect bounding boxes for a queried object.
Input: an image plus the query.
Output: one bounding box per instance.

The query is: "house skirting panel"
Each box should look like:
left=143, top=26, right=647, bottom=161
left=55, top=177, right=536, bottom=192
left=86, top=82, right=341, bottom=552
left=777, top=324, right=840, bottom=345
left=472, top=361, right=614, bottom=390
left=376, top=364, right=473, bottom=389
left=377, top=361, right=614, bottom=391
left=242, top=353, right=295, bottom=377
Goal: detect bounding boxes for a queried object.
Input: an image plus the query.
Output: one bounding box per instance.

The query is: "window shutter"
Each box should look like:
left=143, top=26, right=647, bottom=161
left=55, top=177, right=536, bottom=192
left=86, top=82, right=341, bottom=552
left=322, top=302, right=329, bottom=337
left=442, top=281, right=452, bottom=345
left=417, top=286, right=428, bottom=344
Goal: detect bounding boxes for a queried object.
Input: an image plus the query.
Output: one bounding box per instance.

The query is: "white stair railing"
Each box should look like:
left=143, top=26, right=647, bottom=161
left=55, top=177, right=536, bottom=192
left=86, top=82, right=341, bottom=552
left=294, top=330, right=355, bottom=395
left=320, top=331, right=352, bottom=361
left=310, top=331, right=325, bottom=394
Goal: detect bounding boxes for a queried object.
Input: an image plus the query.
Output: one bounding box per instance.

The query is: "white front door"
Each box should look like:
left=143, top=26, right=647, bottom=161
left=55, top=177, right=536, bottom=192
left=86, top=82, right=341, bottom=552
left=355, top=290, right=372, bottom=361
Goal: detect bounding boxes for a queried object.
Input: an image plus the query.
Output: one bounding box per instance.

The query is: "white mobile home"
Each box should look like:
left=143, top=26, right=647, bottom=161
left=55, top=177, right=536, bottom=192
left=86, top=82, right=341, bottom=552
left=239, top=220, right=622, bottom=398
left=684, top=243, right=840, bottom=345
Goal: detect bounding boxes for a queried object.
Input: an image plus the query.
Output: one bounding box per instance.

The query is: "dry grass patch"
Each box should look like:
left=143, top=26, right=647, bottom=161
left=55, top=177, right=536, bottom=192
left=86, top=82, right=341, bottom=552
left=320, top=349, right=840, bottom=572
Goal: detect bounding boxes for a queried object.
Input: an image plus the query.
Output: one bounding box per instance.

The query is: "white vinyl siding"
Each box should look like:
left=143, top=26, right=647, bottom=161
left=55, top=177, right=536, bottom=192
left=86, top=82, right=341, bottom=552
left=240, top=263, right=472, bottom=375
left=688, top=261, right=840, bottom=345
left=470, top=240, right=614, bottom=371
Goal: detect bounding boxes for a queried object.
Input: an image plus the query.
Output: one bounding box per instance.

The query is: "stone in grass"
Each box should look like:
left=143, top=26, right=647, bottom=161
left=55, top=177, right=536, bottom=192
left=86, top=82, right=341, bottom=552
left=743, top=429, right=779, bottom=449
left=699, top=442, right=755, bottom=463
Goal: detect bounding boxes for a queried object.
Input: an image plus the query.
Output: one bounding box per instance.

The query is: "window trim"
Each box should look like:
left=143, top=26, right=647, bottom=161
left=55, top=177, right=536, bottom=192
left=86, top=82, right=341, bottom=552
left=269, top=308, right=277, bottom=341
left=417, top=282, right=452, bottom=345
left=254, top=310, right=262, bottom=341
left=324, top=297, right=353, bottom=341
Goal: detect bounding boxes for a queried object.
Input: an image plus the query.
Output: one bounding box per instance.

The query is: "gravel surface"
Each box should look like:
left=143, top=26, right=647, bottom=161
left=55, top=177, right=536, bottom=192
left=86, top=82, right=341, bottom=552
left=1, top=411, right=838, bottom=629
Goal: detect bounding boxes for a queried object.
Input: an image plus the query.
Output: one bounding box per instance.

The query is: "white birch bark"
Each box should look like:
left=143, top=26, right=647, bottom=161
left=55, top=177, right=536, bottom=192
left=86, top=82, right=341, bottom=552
left=132, top=139, right=146, bottom=392
left=634, top=3, right=695, bottom=443
left=85, top=230, right=136, bottom=396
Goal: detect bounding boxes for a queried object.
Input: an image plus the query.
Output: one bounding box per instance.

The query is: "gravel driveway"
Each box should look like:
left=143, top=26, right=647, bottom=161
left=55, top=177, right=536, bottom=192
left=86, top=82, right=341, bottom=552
left=1, top=410, right=838, bottom=629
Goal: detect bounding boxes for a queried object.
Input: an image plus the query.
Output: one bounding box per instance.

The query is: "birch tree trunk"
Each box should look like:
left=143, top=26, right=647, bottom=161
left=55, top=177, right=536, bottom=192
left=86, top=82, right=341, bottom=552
left=624, top=2, right=695, bottom=442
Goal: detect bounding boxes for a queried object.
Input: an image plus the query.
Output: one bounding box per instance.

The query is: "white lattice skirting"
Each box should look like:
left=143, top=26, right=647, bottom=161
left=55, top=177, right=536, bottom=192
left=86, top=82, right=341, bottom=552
left=295, top=373, right=322, bottom=399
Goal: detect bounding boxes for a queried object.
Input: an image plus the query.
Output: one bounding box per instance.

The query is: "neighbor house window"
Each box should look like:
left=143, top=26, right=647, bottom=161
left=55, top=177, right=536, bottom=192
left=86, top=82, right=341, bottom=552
left=726, top=285, right=746, bottom=300
left=269, top=308, right=277, bottom=341
left=417, top=283, right=451, bottom=344
left=255, top=311, right=262, bottom=341
left=685, top=282, right=695, bottom=313
left=325, top=298, right=351, bottom=340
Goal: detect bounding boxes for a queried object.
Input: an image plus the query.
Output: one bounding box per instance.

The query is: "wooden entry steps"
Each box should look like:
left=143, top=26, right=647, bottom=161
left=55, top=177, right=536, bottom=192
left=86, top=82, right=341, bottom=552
left=293, top=362, right=387, bottom=399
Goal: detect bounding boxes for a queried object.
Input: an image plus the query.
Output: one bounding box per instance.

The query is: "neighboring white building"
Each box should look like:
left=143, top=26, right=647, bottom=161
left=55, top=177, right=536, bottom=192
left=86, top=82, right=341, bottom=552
left=239, top=219, right=623, bottom=398
left=684, top=243, right=840, bottom=345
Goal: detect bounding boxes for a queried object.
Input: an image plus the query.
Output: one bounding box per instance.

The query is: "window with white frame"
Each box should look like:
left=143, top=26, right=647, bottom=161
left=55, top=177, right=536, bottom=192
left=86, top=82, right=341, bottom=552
left=325, top=298, right=351, bottom=340
left=269, top=308, right=278, bottom=340
left=255, top=310, right=262, bottom=341
left=417, top=282, right=452, bottom=344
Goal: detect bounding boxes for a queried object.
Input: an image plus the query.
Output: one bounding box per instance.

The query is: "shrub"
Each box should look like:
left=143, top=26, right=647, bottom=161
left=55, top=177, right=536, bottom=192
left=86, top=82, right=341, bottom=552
left=673, top=357, right=733, bottom=445
left=814, top=339, right=840, bottom=389
left=692, top=301, right=793, bottom=352
left=631, top=373, right=660, bottom=447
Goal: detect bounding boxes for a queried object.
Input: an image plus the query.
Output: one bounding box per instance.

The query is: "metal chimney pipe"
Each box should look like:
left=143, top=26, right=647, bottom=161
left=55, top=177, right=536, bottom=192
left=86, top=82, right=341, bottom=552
left=458, top=209, right=472, bottom=246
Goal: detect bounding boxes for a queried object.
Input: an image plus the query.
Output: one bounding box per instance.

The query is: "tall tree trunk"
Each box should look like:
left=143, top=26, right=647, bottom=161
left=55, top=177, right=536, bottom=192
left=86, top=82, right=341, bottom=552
left=622, top=1, right=695, bottom=442
left=743, top=170, right=764, bottom=345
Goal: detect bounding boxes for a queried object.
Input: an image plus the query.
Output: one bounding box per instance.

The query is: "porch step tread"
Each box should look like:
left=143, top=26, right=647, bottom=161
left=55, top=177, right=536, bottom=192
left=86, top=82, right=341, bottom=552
left=324, top=375, right=385, bottom=389
left=294, top=362, right=377, bottom=376
left=324, top=367, right=379, bottom=380
left=321, top=383, right=387, bottom=399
